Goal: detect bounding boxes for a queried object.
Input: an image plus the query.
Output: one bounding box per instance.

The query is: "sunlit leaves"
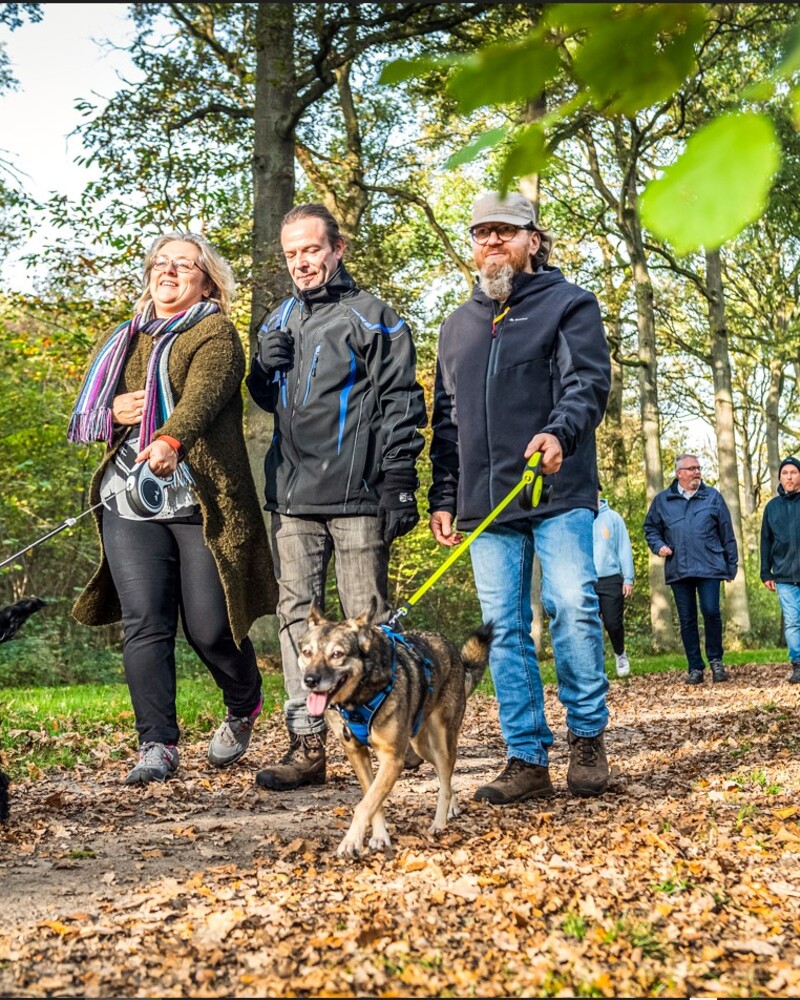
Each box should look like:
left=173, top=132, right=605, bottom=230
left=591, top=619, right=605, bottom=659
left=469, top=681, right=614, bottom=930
left=551, top=2, right=706, bottom=116
left=378, top=54, right=458, bottom=86
left=445, top=32, right=560, bottom=114
left=498, top=122, right=547, bottom=191
left=443, top=126, right=510, bottom=170
left=639, top=112, right=781, bottom=254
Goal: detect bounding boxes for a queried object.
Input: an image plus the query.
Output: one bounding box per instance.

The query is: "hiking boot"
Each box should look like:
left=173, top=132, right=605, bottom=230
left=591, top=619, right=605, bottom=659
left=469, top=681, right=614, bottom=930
left=403, top=747, right=425, bottom=771
left=615, top=651, right=631, bottom=678
left=567, top=731, right=608, bottom=797
left=684, top=669, right=704, bottom=685
left=789, top=662, right=800, bottom=684
left=124, top=742, right=179, bottom=785
left=208, top=695, right=263, bottom=767
left=474, top=758, right=554, bottom=805
left=710, top=659, right=729, bottom=683
left=255, top=730, right=326, bottom=791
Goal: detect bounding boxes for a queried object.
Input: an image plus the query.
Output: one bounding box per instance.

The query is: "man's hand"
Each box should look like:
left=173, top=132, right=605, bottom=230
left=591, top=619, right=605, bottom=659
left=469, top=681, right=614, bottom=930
left=524, top=432, right=562, bottom=474
left=658, top=545, right=673, bottom=558
left=764, top=579, right=776, bottom=591
left=429, top=511, right=462, bottom=548
left=622, top=583, right=634, bottom=599
left=257, top=328, right=294, bottom=374
left=377, top=473, right=419, bottom=545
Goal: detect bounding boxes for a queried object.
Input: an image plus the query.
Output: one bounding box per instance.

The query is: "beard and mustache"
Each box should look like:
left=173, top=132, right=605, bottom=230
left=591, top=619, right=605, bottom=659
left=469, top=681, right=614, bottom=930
left=478, top=261, right=516, bottom=302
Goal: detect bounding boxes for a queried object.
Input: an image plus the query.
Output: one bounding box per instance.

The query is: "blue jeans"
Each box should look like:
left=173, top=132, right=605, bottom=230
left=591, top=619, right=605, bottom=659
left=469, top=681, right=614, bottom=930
left=468, top=510, right=609, bottom=767
left=776, top=583, right=800, bottom=662
left=271, top=513, right=390, bottom=736
left=670, top=577, right=723, bottom=672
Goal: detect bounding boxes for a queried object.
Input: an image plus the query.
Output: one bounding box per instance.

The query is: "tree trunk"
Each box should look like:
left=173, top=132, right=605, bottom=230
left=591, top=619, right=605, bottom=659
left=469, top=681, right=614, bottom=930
left=766, top=359, right=784, bottom=494
left=625, top=210, right=677, bottom=650
left=248, top=4, right=298, bottom=647
left=706, top=250, right=749, bottom=633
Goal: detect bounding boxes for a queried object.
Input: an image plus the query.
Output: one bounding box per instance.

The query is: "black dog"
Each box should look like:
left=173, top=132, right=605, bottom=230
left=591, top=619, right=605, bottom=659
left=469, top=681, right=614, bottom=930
left=0, top=597, right=46, bottom=823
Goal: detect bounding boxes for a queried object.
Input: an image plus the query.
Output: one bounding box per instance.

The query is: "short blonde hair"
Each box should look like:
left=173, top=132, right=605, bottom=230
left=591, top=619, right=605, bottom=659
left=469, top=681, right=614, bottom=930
left=135, top=232, right=236, bottom=316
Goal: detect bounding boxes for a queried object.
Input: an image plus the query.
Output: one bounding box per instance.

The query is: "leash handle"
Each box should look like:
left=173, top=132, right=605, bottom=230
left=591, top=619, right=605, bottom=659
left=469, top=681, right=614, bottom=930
left=393, top=453, right=544, bottom=619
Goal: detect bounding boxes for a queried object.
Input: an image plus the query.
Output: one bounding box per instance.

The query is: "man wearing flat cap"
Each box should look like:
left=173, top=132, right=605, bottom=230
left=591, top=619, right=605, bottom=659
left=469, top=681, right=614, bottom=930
left=428, top=190, right=612, bottom=803
left=760, top=456, right=800, bottom=684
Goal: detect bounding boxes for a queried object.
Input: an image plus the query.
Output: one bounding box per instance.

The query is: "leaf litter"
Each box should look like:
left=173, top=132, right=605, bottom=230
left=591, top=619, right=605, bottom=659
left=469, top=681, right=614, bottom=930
left=1, top=661, right=799, bottom=997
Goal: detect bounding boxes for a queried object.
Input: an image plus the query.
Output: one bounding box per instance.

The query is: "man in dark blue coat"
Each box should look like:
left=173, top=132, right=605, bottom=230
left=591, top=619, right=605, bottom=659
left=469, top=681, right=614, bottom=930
left=644, top=454, right=738, bottom=685
left=760, top=456, right=800, bottom=684
left=429, top=191, right=611, bottom=803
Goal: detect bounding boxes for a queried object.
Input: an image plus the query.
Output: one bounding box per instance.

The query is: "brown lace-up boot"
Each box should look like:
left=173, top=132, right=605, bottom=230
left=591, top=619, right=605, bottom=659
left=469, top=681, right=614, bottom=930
left=255, top=730, right=326, bottom=791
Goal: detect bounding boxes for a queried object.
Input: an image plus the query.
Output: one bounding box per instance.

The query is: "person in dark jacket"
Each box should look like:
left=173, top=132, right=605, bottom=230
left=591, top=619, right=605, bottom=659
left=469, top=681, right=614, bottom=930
left=247, top=203, right=427, bottom=791
left=760, top=456, right=800, bottom=684
left=644, top=454, right=738, bottom=685
left=429, top=191, right=612, bottom=804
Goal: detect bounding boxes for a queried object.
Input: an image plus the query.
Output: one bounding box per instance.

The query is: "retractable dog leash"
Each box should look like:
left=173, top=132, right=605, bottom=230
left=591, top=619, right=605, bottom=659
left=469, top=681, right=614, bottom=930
left=0, top=462, right=171, bottom=570
left=386, top=452, right=547, bottom=629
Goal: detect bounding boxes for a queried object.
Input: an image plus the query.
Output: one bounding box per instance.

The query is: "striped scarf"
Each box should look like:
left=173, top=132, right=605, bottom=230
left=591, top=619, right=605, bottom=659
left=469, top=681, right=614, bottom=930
left=67, top=300, right=218, bottom=451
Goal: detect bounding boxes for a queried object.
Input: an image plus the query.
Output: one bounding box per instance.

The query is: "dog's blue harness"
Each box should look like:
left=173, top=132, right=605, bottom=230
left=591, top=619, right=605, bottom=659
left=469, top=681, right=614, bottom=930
left=336, top=625, right=433, bottom=748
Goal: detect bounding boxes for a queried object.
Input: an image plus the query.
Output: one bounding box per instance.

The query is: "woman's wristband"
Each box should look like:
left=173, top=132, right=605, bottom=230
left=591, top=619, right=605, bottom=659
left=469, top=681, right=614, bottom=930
left=156, top=435, right=185, bottom=460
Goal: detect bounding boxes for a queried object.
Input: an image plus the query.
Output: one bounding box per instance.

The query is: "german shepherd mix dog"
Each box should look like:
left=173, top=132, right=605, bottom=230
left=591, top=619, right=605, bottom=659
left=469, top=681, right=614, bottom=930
left=299, top=604, right=493, bottom=858
left=0, top=597, right=46, bottom=823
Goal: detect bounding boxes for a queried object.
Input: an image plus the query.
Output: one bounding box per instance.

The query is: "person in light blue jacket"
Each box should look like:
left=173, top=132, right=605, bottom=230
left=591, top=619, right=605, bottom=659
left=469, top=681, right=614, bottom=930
left=593, top=486, right=635, bottom=677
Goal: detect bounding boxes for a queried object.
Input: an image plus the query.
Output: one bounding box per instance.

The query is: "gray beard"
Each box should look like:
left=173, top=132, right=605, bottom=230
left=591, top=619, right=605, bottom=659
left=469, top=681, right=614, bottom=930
left=478, top=263, right=515, bottom=302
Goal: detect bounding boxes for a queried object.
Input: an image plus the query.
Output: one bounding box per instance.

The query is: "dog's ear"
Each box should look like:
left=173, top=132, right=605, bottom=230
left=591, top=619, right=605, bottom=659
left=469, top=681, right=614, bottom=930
left=307, top=605, right=327, bottom=626
left=354, top=595, right=381, bottom=627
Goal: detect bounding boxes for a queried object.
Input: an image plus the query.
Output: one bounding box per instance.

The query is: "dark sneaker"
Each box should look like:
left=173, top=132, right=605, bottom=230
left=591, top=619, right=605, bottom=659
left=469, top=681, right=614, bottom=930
left=567, top=731, right=608, bottom=797
left=710, top=660, right=729, bottom=683
left=403, top=747, right=424, bottom=771
left=208, top=695, right=263, bottom=767
left=474, top=758, right=554, bottom=805
left=685, top=669, right=704, bottom=685
left=124, top=742, right=179, bottom=785
left=256, top=731, right=326, bottom=791
left=789, top=662, right=800, bottom=684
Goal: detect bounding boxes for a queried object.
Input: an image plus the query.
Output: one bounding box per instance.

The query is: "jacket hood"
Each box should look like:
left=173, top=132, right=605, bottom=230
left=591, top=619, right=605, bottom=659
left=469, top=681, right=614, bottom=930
left=471, top=265, right=567, bottom=306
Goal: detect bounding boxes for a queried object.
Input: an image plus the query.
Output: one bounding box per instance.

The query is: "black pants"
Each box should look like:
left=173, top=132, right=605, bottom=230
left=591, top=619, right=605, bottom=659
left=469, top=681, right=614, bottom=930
left=594, top=573, right=625, bottom=655
left=102, top=513, right=262, bottom=746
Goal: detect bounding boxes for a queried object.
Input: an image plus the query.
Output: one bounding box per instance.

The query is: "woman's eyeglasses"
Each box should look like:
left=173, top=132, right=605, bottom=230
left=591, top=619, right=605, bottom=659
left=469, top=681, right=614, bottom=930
left=469, top=223, right=534, bottom=245
left=151, top=254, right=207, bottom=274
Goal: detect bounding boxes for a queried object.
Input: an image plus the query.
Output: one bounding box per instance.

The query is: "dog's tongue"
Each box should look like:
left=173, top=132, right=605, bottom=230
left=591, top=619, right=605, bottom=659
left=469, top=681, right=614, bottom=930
left=307, top=692, right=329, bottom=717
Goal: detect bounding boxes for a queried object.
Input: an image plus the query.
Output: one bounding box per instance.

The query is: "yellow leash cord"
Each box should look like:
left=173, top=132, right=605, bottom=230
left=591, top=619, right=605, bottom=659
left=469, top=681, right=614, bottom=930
left=387, top=452, right=544, bottom=628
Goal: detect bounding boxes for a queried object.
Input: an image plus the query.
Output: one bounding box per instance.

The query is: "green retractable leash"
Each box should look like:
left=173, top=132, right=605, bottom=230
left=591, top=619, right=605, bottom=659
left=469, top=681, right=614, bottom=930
left=386, top=452, right=548, bottom=629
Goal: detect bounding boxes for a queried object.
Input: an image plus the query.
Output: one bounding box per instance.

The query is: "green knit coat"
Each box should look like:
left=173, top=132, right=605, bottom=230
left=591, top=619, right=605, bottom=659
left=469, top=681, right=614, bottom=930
left=72, top=313, right=278, bottom=646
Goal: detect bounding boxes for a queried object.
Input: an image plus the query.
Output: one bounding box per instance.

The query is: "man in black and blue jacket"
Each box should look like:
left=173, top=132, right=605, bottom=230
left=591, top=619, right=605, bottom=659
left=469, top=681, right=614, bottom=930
left=760, top=456, right=800, bottom=684
left=644, top=454, right=738, bottom=685
left=247, top=203, right=427, bottom=790
left=429, top=191, right=612, bottom=803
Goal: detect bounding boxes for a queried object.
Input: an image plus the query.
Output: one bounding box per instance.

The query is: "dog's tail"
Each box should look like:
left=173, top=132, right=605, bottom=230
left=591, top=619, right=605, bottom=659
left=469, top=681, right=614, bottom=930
left=461, top=621, right=494, bottom=698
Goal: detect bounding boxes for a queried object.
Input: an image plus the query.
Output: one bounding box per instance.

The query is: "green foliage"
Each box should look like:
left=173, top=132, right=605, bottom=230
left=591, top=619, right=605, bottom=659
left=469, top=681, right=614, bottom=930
left=639, top=112, right=782, bottom=254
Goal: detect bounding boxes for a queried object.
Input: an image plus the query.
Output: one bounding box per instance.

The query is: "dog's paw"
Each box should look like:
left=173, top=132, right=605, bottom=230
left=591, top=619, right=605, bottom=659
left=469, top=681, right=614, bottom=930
left=427, top=820, right=446, bottom=837
left=336, top=835, right=364, bottom=859
left=368, top=832, right=393, bottom=853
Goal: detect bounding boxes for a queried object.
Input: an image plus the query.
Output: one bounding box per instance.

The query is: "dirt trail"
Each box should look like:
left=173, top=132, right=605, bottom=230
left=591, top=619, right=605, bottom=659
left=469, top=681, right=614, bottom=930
left=2, top=663, right=799, bottom=998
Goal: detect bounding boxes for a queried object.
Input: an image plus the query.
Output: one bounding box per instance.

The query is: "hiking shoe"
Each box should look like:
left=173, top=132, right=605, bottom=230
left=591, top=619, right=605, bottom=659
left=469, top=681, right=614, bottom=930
left=474, top=758, right=554, bottom=805
left=615, top=651, right=631, bottom=678
left=710, top=660, right=729, bottom=683
left=684, top=669, right=704, bottom=685
left=208, top=695, right=263, bottom=767
left=789, top=662, right=800, bottom=684
left=567, top=731, right=608, bottom=797
left=404, top=747, right=425, bottom=771
left=124, top=742, right=179, bottom=785
left=255, top=730, right=326, bottom=791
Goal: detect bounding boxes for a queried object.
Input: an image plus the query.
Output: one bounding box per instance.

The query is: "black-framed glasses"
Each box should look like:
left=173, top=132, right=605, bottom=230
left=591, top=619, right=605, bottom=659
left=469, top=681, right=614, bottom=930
left=469, top=223, right=535, bottom=245
left=151, top=254, right=207, bottom=275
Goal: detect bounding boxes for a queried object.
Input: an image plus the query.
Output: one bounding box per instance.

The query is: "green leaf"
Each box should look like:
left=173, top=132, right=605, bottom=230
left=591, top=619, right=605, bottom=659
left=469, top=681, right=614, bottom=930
left=378, top=55, right=457, bottom=86
left=639, top=112, right=781, bottom=255
left=498, top=123, right=549, bottom=190
left=446, top=33, right=560, bottom=114
left=443, top=126, right=510, bottom=170
left=571, top=4, right=706, bottom=116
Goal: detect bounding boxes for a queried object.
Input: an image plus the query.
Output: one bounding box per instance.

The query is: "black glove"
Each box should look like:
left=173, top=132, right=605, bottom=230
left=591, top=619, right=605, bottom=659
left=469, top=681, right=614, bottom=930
left=257, top=328, right=294, bottom=374
left=377, top=472, right=420, bottom=545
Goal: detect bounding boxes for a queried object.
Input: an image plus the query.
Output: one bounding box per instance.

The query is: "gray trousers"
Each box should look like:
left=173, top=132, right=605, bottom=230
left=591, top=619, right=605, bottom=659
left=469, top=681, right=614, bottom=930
left=270, top=513, right=390, bottom=735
